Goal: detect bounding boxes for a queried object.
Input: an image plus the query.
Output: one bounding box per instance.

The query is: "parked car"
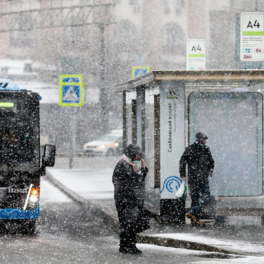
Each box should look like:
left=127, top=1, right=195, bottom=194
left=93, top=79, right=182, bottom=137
left=83, top=133, right=123, bottom=156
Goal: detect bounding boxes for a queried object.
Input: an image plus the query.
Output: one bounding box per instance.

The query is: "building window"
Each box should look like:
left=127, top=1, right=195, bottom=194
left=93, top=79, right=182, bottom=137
left=116, top=20, right=139, bottom=53
left=130, top=0, right=141, bottom=13
left=161, top=23, right=185, bottom=55
left=161, top=0, right=170, bottom=14
left=175, top=0, right=185, bottom=14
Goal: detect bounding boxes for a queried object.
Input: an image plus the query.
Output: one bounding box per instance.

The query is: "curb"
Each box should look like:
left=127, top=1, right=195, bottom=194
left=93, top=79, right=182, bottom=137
left=137, top=235, right=240, bottom=255
left=45, top=171, right=247, bottom=257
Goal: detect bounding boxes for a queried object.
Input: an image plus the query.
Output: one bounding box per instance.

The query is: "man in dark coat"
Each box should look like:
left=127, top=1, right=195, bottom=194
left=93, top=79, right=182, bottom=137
left=179, top=132, right=214, bottom=226
left=112, top=144, right=149, bottom=254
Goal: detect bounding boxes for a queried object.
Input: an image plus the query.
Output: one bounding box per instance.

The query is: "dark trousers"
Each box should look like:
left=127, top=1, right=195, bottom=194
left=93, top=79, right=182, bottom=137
left=120, top=231, right=136, bottom=248
left=115, top=200, right=150, bottom=248
left=189, top=181, right=211, bottom=221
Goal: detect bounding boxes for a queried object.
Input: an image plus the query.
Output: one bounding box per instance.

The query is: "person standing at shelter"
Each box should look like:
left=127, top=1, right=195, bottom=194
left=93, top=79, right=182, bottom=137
left=179, top=132, right=214, bottom=226
left=112, top=144, right=149, bottom=254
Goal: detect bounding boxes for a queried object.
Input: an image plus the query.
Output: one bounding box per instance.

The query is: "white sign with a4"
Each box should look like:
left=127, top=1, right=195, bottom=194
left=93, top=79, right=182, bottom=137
left=186, top=39, right=206, bottom=70
left=240, top=12, right=264, bottom=62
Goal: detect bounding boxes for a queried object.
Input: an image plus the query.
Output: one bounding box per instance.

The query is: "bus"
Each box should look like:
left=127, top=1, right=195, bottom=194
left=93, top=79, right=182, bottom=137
left=0, top=79, right=55, bottom=234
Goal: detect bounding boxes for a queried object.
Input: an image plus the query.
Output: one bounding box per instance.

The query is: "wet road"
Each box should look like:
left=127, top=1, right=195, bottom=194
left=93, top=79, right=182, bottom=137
left=0, top=177, right=242, bottom=264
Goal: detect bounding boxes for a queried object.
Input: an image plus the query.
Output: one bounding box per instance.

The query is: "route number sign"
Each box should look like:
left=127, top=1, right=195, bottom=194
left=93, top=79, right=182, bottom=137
left=240, top=12, right=264, bottom=62
left=186, top=39, right=206, bottom=70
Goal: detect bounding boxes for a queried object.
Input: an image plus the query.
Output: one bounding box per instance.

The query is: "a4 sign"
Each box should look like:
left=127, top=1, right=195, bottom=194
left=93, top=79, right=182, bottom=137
left=186, top=39, right=206, bottom=70
left=240, top=12, right=264, bottom=62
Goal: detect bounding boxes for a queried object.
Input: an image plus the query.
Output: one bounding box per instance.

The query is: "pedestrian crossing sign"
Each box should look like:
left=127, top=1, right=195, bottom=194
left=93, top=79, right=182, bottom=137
left=59, top=75, right=83, bottom=106
left=132, top=66, right=150, bottom=79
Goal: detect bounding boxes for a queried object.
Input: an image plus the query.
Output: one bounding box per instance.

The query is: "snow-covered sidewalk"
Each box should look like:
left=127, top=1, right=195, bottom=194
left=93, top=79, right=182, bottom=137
left=47, top=168, right=114, bottom=200
left=151, top=233, right=264, bottom=256
left=45, top=167, right=264, bottom=257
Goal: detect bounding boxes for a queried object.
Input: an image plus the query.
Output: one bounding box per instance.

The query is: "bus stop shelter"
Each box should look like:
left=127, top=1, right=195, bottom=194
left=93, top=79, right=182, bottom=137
left=115, top=70, right=264, bottom=223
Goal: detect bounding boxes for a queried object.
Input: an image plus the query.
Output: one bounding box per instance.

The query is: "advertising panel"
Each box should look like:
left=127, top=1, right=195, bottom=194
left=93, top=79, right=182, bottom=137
left=160, top=82, right=185, bottom=199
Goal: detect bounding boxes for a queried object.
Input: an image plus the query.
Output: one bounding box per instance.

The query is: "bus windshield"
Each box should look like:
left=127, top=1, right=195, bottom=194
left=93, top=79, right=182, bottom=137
left=0, top=92, right=40, bottom=173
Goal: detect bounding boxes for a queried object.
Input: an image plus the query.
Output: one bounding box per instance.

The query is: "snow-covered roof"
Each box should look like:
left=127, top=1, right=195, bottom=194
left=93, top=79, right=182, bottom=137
left=15, top=81, right=100, bottom=104
left=16, top=81, right=59, bottom=104
left=0, top=59, right=25, bottom=69
left=115, top=70, right=264, bottom=92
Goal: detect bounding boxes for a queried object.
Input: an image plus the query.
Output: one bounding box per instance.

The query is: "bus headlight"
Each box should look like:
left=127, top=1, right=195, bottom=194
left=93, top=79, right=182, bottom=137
left=29, top=195, right=39, bottom=203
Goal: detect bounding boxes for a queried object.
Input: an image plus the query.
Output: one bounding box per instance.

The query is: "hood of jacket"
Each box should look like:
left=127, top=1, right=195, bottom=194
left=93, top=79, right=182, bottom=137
left=125, top=144, right=142, bottom=160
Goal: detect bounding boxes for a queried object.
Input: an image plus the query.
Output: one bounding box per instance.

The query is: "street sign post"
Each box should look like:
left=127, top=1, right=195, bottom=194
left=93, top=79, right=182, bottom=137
left=132, top=66, right=150, bottom=79
left=59, top=74, right=83, bottom=169
left=186, top=39, right=206, bottom=70
left=240, top=12, right=264, bottom=62
left=59, top=75, right=83, bottom=106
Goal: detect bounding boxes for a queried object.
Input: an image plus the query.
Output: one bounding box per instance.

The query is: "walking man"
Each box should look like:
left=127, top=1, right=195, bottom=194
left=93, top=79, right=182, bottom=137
left=179, top=132, right=214, bottom=226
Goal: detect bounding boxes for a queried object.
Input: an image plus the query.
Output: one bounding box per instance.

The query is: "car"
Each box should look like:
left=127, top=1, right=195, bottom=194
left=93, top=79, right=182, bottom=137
left=83, top=133, right=123, bottom=156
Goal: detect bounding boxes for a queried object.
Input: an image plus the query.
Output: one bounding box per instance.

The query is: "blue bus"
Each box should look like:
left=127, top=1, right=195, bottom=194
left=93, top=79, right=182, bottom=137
left=0, top=79, right=55, bottom=234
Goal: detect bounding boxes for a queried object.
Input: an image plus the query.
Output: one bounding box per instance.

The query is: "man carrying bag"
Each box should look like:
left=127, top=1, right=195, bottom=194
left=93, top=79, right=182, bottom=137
left=179, top=132, right=214, bottom=226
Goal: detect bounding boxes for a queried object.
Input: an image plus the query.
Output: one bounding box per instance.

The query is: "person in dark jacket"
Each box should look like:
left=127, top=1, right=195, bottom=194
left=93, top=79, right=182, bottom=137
left=179, top=132, right=214, bottom=226
left=112, top=144, right=149, bottom=254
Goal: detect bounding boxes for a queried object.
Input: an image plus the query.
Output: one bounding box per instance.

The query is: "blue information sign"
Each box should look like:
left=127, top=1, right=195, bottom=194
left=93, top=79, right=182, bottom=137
left=59, top=75, right=83, bottom=107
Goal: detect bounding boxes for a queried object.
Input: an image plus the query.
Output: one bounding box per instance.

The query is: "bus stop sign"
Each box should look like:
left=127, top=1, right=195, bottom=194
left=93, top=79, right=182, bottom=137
left=59, top=75, right=83, bottom=106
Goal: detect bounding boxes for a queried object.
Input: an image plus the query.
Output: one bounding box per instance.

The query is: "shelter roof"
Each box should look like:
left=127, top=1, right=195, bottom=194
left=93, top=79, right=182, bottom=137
left=115, top=70, right=264, bottom=92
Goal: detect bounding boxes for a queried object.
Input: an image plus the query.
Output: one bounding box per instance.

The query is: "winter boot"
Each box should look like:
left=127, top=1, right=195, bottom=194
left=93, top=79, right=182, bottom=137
left=119, top=233, right=142, bottom=254
left=131, top=235, right=142, bottom=254
left=186, top=213, right=205, bottom=226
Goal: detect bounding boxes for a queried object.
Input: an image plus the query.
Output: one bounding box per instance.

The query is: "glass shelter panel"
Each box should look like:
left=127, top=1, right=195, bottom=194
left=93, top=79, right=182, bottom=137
left=189, top=92, right=263, bottom=196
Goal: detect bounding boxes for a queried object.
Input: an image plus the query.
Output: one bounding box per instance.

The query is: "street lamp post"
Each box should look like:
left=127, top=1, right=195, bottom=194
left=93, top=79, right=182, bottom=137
left=99, top=24, right=108, bottom=134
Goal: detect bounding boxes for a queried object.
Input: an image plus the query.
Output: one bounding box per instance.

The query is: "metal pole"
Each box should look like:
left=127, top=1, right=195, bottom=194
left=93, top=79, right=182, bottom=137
left=141, top=87, right=146, bottom=154
left=99, top=24, right=108, bottom=134
left=132, top=100, right=137, bottom=144
left=154, top=95, right=160, bottom=188
left=69, top=107, right=77, bottom=169
left=136, top=87, right=142, bottom=148
left=122, top=91, right=127, bottom=153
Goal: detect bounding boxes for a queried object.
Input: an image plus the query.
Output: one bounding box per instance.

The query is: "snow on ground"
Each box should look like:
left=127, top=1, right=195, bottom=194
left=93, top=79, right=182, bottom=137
left=46, top=165, right=264, bottom=261
left=137, top=244, right=262, bottom=264
left=151, top=233, right=264, bottom=255
left=139, top=243, right=217, bottom=255
left=40, top=177, right=71, bottom=203
left=47, top=168, right=114, bottom=200
left=186, top=256, right=264, bottom=263
left=139, top=244, right=264, bottom=263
